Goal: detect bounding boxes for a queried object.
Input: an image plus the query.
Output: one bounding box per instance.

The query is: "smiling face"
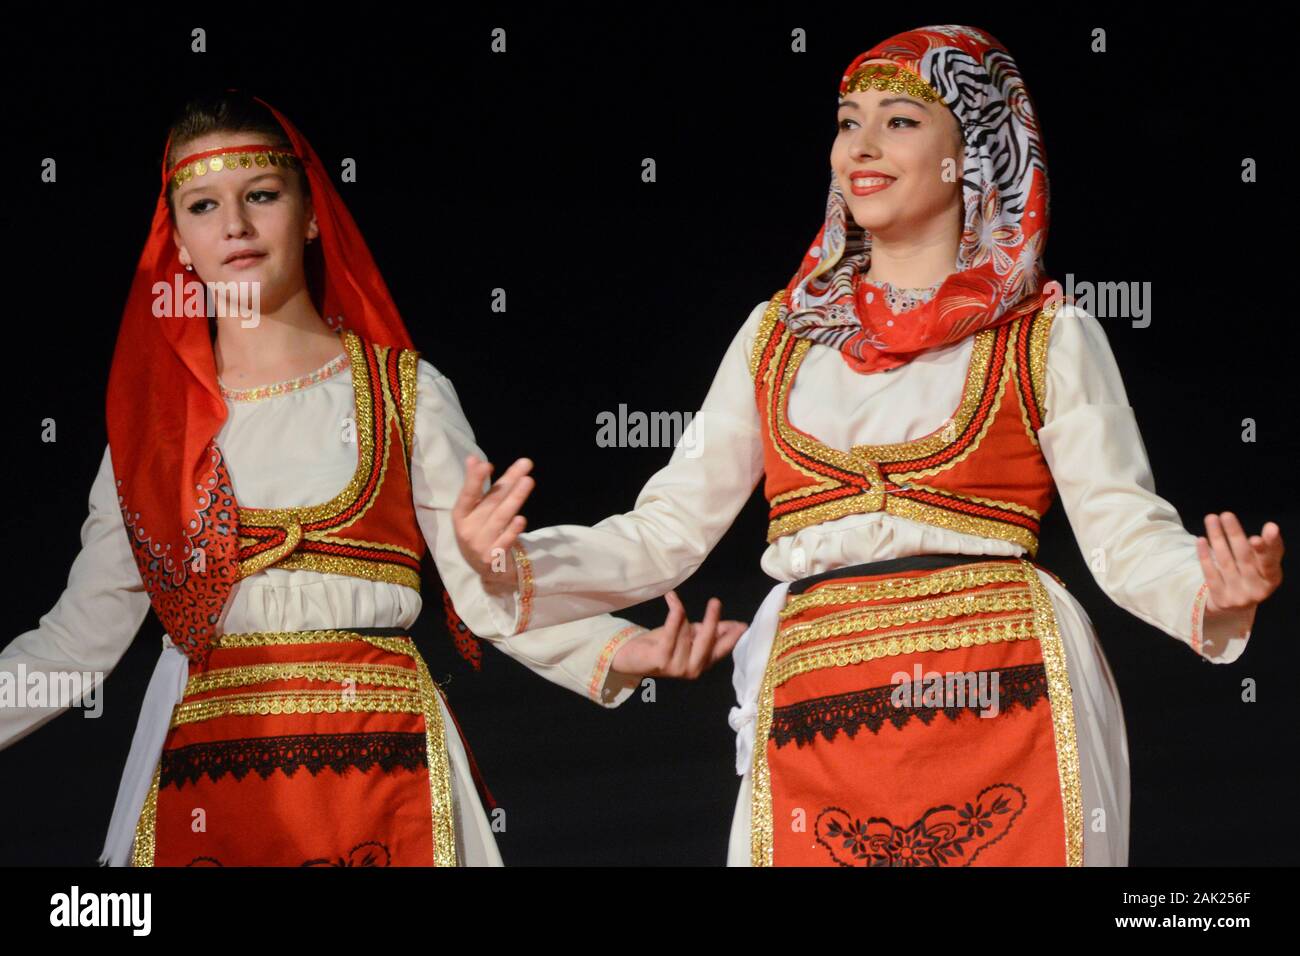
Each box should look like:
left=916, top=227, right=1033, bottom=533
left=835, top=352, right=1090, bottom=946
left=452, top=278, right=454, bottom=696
left=169, top=132, right=318, bottom=308
left=831, top=60, right=965, bottom=244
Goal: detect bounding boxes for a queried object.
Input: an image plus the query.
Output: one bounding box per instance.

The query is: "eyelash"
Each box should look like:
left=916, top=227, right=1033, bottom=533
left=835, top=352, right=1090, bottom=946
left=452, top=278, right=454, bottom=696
left=837, top=117, right=919, bottom=132
left=186, top=190, right=280, bottom=215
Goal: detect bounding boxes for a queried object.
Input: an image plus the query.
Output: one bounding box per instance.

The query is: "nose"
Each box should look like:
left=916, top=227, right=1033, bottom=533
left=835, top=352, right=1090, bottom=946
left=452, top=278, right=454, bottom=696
left=222, top=206, right=254, bottom=239
left=849, top=126, right=882, bottom=161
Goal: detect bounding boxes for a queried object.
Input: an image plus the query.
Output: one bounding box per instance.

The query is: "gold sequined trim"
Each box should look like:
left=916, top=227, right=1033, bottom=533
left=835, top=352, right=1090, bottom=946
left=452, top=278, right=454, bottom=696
left=219, top=349, right=349, bottom=402
left=749, top=299, right=781, bottom=382
left=1028, top=301, right=1057, bottom=425
left=170, top=689, right=425, bottom=727
left=184, top=661, right=420, bottom=696
left=773, top=587, right=1035, bottom=658
left=770, top=615, right=1038, bottom=688
left=842, top=61, right=942, bottom=104
left=882, top=496, right=1039, bottom=557
left=397, top=347, right=421, bottom=458
left=413, top=653, right=457, bottom=866
left=214, top=629, right=415, bottom=656
left=130, top=764, right=160, bottom=868
left=587, top=624, right=647, bottom=702
left=1024, top=561, right=1083, bottom=866
left=269, top=552, right=421, bottom=590
left=779, top=561, right=1027, bottom=618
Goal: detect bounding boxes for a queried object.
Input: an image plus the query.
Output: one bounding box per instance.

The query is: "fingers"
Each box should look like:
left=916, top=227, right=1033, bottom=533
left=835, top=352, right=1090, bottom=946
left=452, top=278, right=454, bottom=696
left=1252, top=521, right=1285, bottom=583
left=656, top=591, right=688, bottom=673
left=709, top=621, right=747, bottom=664
left=452, top=454, right=493, bottom=521
left=456, top=455, right=535, bottom=563
left=667, top=601, right=695, bottom=674
left=1217, top=513, right=1256, bottom=576
left=480, top=459, right=535, bottom=540
left=1203, top=514, right=1239, bottom=580
left=685, top=598, right=723, bottom=677
left=1195, top=536, right=1225, bottom=593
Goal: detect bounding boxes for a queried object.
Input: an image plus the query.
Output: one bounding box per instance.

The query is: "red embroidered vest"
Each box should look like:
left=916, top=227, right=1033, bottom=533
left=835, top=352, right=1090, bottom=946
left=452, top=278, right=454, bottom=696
left=236, top=329, right=425, bottom=589
left=752, top=291, right=1060, bottom=557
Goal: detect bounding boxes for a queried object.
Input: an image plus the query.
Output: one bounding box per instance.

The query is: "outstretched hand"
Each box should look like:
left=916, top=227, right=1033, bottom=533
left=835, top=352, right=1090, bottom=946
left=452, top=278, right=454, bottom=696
left=1196, top=512, right=1283, bottom=636
left=451, top=454, right=534, bottom=589
left=611, top=591, right=747, bottom=679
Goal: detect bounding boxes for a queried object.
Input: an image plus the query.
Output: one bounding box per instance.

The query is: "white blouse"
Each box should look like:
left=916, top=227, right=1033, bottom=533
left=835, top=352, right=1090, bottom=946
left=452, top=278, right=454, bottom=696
left=476, top=299, right=1251, bottom=663
left=464, top=298, right=1255, bottom=866
left=0, top=349, right=647, bottom=865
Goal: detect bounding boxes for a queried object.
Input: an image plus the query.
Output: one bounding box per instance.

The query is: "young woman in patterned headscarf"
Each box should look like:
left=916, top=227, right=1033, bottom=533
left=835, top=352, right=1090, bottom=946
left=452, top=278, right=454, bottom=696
left=453, top=25, right=1283, bottom=866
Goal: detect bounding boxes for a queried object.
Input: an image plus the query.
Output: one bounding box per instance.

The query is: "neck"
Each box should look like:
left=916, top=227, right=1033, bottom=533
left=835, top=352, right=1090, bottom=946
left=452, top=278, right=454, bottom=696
left=212, top=287, right=343, bottom=386
left=862, top=204, right=961, bottom=288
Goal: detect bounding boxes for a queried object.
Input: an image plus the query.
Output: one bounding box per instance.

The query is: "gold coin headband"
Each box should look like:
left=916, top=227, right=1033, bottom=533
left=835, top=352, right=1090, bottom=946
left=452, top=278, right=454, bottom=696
left=166, top=143, right=302, bottom=192
left=841, top=61, right=943, bottom=104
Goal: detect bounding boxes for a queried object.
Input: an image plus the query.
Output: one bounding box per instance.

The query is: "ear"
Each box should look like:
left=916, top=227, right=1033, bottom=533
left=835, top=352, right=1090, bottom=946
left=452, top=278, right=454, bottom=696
left=305, top=195, right=320, bottom=243
left=171, top=225, right=190, bottom=268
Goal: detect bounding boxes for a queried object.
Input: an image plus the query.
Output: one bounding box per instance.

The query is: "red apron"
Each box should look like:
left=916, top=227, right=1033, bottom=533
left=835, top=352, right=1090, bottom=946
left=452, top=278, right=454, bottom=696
left=749, top=554, right=1083, bottom=867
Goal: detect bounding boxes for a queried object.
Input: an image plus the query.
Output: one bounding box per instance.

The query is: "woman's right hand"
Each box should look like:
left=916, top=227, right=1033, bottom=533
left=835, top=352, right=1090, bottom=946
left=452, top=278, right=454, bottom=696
left=452, top=454, right=535, bottom=593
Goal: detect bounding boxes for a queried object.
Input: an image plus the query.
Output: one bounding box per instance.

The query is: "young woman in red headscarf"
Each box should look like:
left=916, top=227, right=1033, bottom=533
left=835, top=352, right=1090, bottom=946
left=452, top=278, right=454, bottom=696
left=453, top=25, right=1285, bottom=866
left=0, top=91, right=743, bottom=867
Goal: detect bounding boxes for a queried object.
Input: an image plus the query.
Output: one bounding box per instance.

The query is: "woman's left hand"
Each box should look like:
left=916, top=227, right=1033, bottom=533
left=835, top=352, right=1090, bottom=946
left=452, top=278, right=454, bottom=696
left=1196, top=512, right=1284, bottom=640
left=611, top=591, right=747, bottom=679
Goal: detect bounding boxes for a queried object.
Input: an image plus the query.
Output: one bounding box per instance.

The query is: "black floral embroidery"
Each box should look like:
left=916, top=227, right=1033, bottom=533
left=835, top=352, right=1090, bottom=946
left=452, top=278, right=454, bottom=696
left=302, top=841, right=392, bottom=867
left=184, top=840, right=393, bottom=867
left=161, top=732, right=427, bottom=789
left=815, top=783, right=1026, bottom=867
left=771, top=663, right=1046, bottom=748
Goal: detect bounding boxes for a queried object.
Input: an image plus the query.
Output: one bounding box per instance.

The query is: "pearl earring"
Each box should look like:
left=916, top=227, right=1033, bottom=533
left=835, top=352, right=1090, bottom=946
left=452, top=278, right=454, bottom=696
left=184, top=263, right=193, bottom=271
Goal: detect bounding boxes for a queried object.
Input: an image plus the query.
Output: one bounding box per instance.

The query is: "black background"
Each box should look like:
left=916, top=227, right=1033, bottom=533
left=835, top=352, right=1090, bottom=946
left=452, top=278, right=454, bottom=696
left=1, top=4, right=1294, bottom=866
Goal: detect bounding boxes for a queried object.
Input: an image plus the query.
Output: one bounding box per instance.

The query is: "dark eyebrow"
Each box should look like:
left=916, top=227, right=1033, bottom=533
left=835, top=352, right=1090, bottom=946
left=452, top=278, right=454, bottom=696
left=838, top=96, right=929, bottom=110
left=178, top=171, right=286, bottom=202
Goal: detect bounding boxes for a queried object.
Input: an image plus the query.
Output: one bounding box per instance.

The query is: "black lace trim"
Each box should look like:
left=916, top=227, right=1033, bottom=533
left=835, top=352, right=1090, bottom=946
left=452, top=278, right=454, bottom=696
left=770, top=663, right=1047, bottom=748
left=160, top=731, right=427, bottom=789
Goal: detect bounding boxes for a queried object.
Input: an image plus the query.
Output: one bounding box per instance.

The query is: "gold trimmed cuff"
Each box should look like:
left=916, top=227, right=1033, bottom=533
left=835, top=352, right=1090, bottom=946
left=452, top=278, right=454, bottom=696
left=588, top=624, right=647, bottom=707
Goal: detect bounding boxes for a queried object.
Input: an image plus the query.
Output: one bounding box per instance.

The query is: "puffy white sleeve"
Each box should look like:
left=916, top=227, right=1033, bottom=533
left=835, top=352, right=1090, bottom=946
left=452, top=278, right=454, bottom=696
left=410, top=359, right=645, bottom=707
left=0, top=444, right=154, bottom=750
left=1037, top=305, right=1250, bottom=664
left=474, top=300, right=769, bottom=636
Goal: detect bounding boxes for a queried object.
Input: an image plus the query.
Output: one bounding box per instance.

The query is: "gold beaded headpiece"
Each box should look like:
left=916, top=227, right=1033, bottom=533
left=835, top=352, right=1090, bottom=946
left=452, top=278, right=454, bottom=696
left=166, top=143, right=302, bottom=192
left=841, top=61, right=943, bottom=104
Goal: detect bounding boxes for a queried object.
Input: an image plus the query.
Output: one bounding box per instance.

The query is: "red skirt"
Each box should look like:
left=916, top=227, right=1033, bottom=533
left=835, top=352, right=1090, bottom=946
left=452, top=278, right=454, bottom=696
left=130, top=627, right=457, bottom=867
left=750, top=555, right=1083, bottom=867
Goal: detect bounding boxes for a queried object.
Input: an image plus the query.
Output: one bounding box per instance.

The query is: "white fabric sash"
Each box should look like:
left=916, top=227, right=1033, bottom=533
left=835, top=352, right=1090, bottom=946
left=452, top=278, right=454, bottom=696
left=727, top=581, right=790, bottom=777
left=98, top=639, right=189, bottom=866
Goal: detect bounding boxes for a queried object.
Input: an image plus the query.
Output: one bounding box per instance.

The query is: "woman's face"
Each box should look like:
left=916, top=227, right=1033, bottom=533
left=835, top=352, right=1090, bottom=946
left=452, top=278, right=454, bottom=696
left=170, top=132, right=318, bottom=308
left=831, top=61, right=965, bottom=242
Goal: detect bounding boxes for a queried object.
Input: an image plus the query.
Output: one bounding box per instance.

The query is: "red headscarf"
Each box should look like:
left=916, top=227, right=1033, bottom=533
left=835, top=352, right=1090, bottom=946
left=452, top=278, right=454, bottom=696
left=780, top=25, right=1053, bottom=373
left=106, top=93, right=415, bottom=664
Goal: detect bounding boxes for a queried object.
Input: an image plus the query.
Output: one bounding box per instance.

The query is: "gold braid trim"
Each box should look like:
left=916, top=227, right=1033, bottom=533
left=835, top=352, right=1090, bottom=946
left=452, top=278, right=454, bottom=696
left=779, top=561, right=1027, bottom=618
left=183, top=661, right=420, bottom=696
